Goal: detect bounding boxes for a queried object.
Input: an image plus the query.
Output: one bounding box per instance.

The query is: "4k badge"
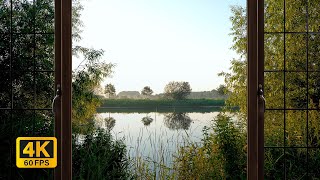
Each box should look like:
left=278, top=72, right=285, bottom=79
left=16, top=137, right=57, bottom=168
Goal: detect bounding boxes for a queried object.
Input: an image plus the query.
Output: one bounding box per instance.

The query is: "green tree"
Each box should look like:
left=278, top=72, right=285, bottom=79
left=104, top=83, right=116, bottom=97
left=164, top=81, right=191, bottom=100
left=141, top=86, right=153, bottom=96
left=216, top=84, right=228, bottom=95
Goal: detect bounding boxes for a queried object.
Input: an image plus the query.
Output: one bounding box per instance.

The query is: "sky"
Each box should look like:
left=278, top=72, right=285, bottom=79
left=74, top=0, right=246, bottom=94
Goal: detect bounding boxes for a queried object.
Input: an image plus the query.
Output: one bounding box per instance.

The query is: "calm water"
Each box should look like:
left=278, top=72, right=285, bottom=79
left=94, top=108, right=221, bottom=166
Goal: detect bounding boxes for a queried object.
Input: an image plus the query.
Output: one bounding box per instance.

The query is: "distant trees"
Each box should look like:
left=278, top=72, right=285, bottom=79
left=164, top=81, right=192, bottom=100
left=105, top=83, right=116, bottom=97
left=141, top=86, right=153, bottom=96
left=216, top=84, right=228, bottom=95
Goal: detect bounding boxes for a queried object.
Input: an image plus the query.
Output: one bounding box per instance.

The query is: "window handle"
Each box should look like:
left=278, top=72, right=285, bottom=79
left=258, top=84, right=266, bottom=112
left=52, top=84, right=61, bottom=114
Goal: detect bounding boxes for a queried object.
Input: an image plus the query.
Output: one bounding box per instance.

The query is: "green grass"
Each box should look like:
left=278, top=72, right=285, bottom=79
left=101, top=98, right=225, bottom=108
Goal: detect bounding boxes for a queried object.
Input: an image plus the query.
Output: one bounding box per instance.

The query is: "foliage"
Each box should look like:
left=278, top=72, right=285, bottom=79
left=104, top=83, right=116, bottom=97
left=164, top=81, right=192, bottom=100
left=141, top=86, right=153, bottom=96
left=173, top=113, right=246, bottom=179
left=72, top=128, right=132, bottom=180
left=216, top=84, right=228, bottom=95
left=101, top=98, right=225, bottom=108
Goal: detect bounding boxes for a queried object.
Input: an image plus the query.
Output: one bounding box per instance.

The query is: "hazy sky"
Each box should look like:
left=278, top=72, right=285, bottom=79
left=74, top=0, right=246, bottom=94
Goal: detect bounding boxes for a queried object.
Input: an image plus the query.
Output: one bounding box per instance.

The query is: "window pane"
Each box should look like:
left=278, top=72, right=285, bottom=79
left=12, top=0, right=34, bottom=33
left=285, top=72, right=307, bottom=109
left=35, top=72, right=54, bottom=108
left=12, top=71, right=34, bottom=109
left=265, top=110, right=284, bottom=147
left=0, top=71, right=11, bottom=108
left=12, top=34, right=34, bottom=71
left=286, top=34, right=307, bottom=71
left=264, top=148, right=284, bottom=179
left=265, top=72, right=284, bottom=109
left=308, top=34, right=320, bottom=71
left=308, top=0, right=320, bottom=33
left=265, top=34, right=284, bottom=71
left=0, top=34, right=11, bottom=70
left=285, top=0, right=307, bottom=32
left=264, top=0, right=284, bottom=33
left=285, top=148, right=307, bottom=179
left=286, top=110, right=307, bottom=147
left=35, top=34, right=54, bottom=71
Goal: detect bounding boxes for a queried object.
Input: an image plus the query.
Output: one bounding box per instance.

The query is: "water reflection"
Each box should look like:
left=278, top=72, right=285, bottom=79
left=163, top=112, right=192, bottom=130
left=105, top=117, right=116, bottom=130
left=141, top=115, right=153, bottom=126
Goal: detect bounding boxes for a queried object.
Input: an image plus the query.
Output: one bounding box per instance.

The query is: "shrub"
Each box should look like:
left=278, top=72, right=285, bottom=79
left=72, top=128, right=132, bottom=180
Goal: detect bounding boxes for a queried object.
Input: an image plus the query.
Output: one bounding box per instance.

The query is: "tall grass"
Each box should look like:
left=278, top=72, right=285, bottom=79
left=72, top=128, right=132, bottom=180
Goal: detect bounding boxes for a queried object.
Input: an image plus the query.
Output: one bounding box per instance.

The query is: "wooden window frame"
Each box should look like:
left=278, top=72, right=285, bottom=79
left=247, top=0, right=264, bottom=179
left=54, top=0, right=72, bottom=179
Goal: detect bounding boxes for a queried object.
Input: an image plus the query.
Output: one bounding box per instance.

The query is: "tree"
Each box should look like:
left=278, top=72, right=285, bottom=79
left=141, top=86, right=153, bottom=96
left=216, top=84, right=228, bottom=95
left=104, top=83, right=116, bottom=97
left=164, top=81, right=192, bottom=100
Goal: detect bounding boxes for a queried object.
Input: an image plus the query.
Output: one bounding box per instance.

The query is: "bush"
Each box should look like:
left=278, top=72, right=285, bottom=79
left=174, top=113, right=246, bottom=179
left=72, top=128, right=132, bottom=180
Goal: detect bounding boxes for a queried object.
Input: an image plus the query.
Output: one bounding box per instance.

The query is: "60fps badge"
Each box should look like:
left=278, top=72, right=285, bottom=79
left=16, top=137, right=57, bottom=168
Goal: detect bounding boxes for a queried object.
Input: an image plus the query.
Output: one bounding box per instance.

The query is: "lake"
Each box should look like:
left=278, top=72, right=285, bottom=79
left=94, top=107, right=222, bottom=167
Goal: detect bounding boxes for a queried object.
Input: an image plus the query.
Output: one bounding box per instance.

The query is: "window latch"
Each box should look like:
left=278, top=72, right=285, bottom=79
left=258, top=84, right=266, bottom=112
left=52, top=84, right=61, bottom=114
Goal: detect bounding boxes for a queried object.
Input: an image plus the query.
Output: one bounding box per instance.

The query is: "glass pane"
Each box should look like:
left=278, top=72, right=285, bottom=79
left=12, top=71, right=34, bottom=109
left=35, top=0, right=54, bottom=33
left=264, top=148, right=284, bottom=179
left=0, top=110, right=11, bottom=179
left=265, top=110, right=284, bottom=147
left=35, top=34, right=54, bottom=71
left=286, top=34, right=307, bottom=71
left=0, top=34, right=11, bottom=70
left=12, top=110, right=34, bottom=136
left=285, top=72, right=307, bottom=109
left=308, top=72, right=320, bottom=109
left=12, top=34, right=34, bottom=71
left=308, top=149, right=320, bottom=178
left=308, top=0, right=320, bottom=32
left=264, top=0, right=284, bottom=32
left=308, top=34, right=320, bottom=71
left=0, top=0, right=10, bottom=33
left=265, top=34, right=284, bottom=71
left=285, top=148, right=307, bottom=179
left=285, top=0, right=307, bottom=32
left=0, top=71, right=11, bottom=108
left=12, top=0, right=34, bottom=33
left=34, top=110, right=54, bottom=136
left=265, top=72, right=284, bottom=109
left=286, top=110, right=307, bottom=147
left=308, top=111, right=320, bottom=147
left=35, top=72, right=54, bottom=108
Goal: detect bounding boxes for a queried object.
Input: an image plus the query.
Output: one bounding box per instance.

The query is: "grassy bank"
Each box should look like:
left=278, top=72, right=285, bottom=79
left=100, top=98, right=225, bottom=108
left=96, top=106, right=224, bottom=113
